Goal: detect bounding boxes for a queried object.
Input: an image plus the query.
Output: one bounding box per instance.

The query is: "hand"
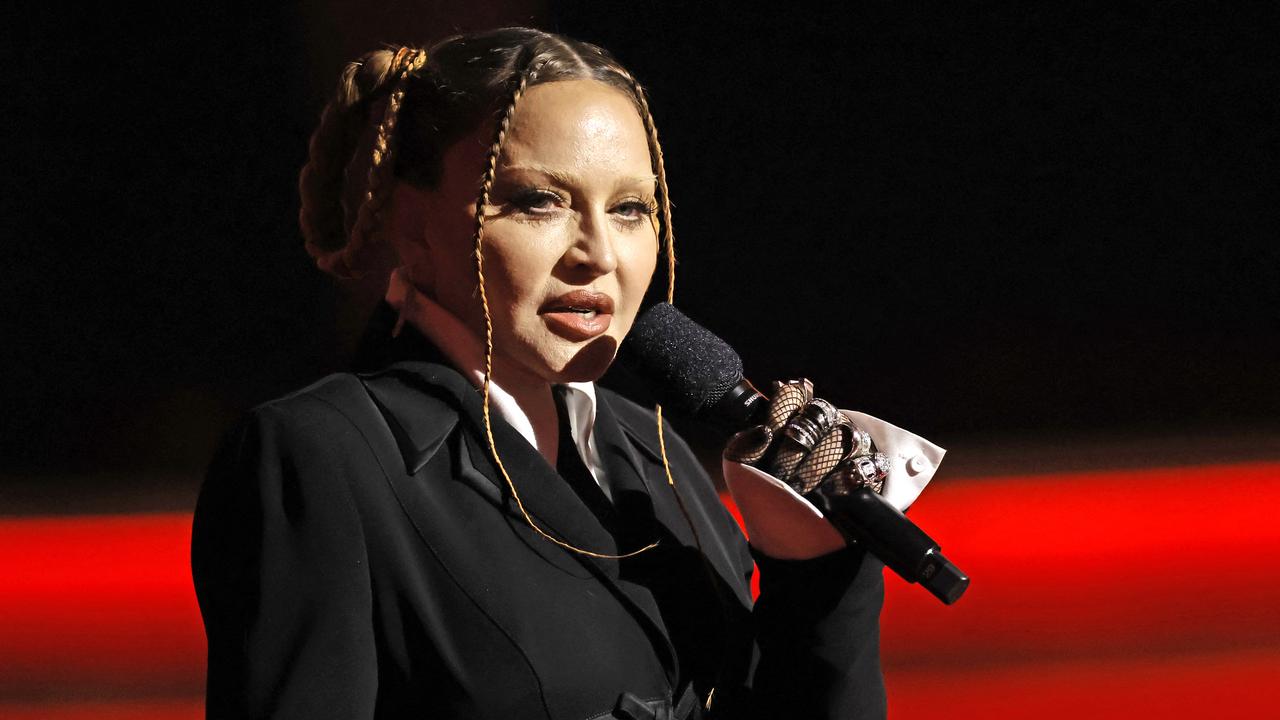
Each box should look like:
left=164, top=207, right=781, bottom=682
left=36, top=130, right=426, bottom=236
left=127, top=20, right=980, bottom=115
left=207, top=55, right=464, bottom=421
left=724, top=378, right=889, bottom=497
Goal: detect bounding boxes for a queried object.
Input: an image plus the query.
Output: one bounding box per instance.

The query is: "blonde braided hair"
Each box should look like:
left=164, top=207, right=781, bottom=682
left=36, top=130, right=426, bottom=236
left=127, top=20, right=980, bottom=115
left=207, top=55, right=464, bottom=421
left=299, top=46, right=427, bottom=279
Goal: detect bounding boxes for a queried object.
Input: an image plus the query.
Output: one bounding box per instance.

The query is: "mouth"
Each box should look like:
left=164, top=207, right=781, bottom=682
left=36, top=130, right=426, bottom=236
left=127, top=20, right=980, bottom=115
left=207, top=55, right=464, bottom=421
left=539, top=290, right=615, bottom=341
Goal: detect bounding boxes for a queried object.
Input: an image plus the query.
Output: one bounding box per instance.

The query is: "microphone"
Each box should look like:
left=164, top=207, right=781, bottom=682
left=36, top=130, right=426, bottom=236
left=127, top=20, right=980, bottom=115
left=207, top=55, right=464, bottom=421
left=616, top=302, right=969, bottom=605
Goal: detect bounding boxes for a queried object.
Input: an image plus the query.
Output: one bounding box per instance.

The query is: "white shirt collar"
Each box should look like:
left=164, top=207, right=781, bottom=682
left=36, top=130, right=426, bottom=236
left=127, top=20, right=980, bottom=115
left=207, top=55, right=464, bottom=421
left=383, top=268, right=610, bottom=498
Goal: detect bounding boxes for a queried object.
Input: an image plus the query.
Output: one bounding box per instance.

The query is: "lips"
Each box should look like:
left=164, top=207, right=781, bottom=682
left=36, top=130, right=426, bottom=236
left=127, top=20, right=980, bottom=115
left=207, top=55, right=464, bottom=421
left=539, top=290, right=615, bottom=341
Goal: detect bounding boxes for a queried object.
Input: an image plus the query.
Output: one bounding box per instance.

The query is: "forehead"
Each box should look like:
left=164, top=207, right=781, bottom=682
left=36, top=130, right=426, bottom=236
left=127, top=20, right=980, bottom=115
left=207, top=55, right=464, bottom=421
left=498, top=79, right=653, bottom=179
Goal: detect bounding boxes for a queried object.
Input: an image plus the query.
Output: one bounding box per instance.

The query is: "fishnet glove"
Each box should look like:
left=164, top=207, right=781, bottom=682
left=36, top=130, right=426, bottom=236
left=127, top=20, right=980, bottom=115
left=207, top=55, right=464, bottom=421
left=724, top=378, right=889, bottom=497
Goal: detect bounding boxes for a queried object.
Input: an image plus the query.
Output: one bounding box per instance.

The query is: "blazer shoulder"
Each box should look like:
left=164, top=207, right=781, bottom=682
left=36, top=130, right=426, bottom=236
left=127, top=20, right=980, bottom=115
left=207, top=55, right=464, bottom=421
left=199, top=372, right=377, bottom=481
left=218, top=372, right=388, bottom=468
left=253, top=371, right=372, bottom=420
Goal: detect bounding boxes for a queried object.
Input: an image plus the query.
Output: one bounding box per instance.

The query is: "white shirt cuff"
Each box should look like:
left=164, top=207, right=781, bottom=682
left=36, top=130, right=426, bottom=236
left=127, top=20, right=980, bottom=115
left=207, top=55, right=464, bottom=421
left=722, top=410, right=945, bottom=559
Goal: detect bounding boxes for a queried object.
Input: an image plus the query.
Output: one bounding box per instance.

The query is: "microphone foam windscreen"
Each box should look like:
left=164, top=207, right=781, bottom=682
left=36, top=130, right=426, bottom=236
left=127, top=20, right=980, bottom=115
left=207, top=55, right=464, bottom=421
left=616, top=303, right=744, bottom=415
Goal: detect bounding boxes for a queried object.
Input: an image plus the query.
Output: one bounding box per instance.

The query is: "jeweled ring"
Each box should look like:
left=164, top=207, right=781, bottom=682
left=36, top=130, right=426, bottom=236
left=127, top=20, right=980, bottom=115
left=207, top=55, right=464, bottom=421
left=823, top=452, right=890, bottom=495
left=848, top=423, right=873, bottom=457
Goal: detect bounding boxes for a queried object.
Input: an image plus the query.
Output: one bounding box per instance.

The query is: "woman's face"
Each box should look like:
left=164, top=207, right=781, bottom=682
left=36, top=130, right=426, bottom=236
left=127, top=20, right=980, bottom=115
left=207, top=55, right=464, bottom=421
left=413, top=79, right=660, bottom=385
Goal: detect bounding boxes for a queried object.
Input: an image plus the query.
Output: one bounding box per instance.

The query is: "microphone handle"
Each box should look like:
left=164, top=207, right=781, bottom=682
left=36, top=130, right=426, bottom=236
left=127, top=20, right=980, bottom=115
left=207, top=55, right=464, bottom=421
left=706, top=379, right=771, bottom=434
left=807, top=489, right=970, bottom=605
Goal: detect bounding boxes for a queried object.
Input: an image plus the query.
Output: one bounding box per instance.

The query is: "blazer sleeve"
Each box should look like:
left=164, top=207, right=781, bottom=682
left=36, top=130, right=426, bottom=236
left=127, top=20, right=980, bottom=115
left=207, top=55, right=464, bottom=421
left=742, top=544, right=887, bottom=720
left=191, top=402, right=378, bottom=719
left=634, top=408, right=886, bottom=719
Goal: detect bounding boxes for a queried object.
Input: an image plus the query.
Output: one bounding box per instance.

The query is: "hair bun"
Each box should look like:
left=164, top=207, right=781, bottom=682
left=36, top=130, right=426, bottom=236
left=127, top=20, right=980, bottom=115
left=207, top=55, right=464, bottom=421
left=389, top=47, right=428, bottom=78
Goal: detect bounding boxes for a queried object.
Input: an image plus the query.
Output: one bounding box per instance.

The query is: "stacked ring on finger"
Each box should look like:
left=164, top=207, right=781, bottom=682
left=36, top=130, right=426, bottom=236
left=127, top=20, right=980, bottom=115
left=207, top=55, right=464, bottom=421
left=767, top=398, right=839, bottom=481
left=789, top=416, right=877, bottom=494
left=848, top=424, right=873, bottom=458
left=780, top=398, right=840, bottom=451
left=790, top=415, right=856, bottom=494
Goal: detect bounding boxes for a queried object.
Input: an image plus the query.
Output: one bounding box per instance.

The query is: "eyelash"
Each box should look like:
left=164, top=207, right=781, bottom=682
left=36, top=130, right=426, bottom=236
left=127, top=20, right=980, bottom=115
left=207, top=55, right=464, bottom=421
left=508, top=187, right=657, bottom=227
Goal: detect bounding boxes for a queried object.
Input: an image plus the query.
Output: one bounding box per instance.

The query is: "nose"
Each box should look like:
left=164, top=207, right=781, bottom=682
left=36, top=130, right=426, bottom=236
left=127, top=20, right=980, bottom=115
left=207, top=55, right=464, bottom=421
left=563, top=208, right=618, bottom=277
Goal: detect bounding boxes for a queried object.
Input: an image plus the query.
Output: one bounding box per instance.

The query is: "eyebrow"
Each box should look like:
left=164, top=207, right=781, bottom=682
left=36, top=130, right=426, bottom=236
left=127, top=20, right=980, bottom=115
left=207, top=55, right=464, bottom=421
left=499, top=164, right=657, bottom=190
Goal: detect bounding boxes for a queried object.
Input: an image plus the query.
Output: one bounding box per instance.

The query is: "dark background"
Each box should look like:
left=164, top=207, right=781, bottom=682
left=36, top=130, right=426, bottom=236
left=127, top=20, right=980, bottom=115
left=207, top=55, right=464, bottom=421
left=4, top=2, right=1277, bottom=497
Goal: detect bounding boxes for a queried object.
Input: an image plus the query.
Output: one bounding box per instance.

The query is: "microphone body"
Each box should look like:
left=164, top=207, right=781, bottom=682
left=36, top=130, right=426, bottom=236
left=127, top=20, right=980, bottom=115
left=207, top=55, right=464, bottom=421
left=808, top=489, right=968, bottom=605
left=617, top=303, right=969, bottom=605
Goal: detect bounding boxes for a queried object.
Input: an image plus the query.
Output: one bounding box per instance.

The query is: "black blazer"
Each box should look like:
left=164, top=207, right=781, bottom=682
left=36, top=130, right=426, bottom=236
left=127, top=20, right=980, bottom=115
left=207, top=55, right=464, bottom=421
left=191, top=302, right=887, bottom=720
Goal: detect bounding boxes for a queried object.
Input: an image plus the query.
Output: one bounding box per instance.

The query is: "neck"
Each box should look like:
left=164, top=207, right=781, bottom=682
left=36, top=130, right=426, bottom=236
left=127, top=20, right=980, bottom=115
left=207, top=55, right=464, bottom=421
left=385, top=267, right=563, bottom=466
left=485, top=352, right=560, bottom=468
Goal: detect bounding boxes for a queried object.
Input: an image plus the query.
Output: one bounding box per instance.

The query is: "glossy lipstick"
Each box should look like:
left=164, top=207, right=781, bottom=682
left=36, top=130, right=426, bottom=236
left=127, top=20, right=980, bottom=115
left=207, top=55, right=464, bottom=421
left=539, top=290, right=614, bottom=341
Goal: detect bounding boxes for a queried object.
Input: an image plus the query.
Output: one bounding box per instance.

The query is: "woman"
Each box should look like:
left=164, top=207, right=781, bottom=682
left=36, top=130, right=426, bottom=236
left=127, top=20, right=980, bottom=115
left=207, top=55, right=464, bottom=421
left=192, top=27, right=914, bottom=720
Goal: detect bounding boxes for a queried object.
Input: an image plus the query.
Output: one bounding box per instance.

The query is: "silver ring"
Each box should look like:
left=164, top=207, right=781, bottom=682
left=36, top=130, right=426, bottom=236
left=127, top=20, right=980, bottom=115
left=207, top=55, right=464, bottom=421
left=780, top=398, right=838, bottom=451
left=848, top=423, right=873, bottom=457
left=823, top=452, right=890, bottom=495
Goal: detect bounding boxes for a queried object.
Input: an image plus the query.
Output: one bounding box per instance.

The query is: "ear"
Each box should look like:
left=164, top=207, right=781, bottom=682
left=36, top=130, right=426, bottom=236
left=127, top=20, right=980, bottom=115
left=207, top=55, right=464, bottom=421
left=387, top=182, right=434, bottom=272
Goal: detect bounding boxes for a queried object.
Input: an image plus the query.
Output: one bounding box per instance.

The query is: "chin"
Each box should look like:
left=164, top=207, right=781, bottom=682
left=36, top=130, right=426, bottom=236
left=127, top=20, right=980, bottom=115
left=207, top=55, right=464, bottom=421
left=548, top=335, right=620, bottom=383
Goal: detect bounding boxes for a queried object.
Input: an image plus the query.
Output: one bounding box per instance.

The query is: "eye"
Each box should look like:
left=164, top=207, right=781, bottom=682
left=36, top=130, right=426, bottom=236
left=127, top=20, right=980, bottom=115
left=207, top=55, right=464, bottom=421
left=613, top=198, right=659, bottom=226
left=508, top=187, right=565, bottom=217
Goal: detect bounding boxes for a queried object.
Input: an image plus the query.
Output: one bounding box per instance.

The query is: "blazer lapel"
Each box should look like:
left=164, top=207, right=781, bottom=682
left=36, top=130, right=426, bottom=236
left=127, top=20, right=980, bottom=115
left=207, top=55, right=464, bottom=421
left=609, top=396, right=754, bottom=609
left=453, top=391, right=683, bottom=687
left=363, top=356, right=627, bottom=572
left=352, top=305, right=682, bottom=683
left=455, top=400, right=624, bottom=570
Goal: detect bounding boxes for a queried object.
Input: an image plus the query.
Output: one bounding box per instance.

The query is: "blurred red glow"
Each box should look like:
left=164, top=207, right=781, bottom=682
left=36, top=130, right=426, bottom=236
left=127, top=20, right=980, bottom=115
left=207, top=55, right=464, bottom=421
left=0, top=513, right=204, bottom=694
left=1, top=461, right=1277, bottom=716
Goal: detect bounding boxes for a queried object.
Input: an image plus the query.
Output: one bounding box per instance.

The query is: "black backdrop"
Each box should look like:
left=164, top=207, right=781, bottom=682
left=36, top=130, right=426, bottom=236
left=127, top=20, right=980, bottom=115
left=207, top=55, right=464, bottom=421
left=4, top=2, right=1276, bottom=481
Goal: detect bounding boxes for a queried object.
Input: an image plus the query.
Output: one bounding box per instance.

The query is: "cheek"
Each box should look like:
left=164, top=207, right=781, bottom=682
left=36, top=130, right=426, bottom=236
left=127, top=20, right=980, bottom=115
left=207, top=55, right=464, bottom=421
left=422, top=204, right=480, bottom=294
left=619, top=237, right=660, bottom=297
left=482, top=231, right=561, bottom=307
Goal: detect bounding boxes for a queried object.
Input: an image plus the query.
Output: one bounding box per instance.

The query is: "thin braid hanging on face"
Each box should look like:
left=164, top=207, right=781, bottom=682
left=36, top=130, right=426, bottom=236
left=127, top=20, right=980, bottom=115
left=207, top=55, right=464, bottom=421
left=625, top=75, right=676, bottom=304
left=469, top=56, right=660, bottom=561
left=618, top=72, right=695, bottom=537
left=622, top=73, right=691, bottom=528
left=622, top=70, right=734, bottom=711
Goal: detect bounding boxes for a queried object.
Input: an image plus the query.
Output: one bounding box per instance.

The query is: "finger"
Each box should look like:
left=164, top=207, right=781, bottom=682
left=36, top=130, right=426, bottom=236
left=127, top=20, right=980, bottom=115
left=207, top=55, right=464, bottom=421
left=791, top=416, right=855, bottom=494
left=724, top=425, right=773, bottom=465
left=766, top=397, right=838, bottom=481
left=764, top=378, right=813, bottom=433
left=823, top=452, right=891, bottom=496
left=779, top=398, right=840, bottom=453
